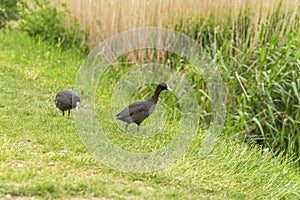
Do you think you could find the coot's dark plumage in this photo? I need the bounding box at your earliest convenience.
[116,82,172,131]
[55,89,80,118]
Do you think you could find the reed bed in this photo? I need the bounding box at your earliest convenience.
[52,0,299,47]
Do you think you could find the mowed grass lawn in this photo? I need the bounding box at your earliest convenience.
[1,30,300,199]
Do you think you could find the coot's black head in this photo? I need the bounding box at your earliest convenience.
[158,82,172,91]
[72,95,81,109]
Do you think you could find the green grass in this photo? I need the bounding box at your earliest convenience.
[1,30,300,199]
[173,2,300,163]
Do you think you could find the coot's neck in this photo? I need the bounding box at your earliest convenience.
[152,86,164,104]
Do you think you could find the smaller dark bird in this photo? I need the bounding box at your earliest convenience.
[55,89,80,118]
[116,82,172,131]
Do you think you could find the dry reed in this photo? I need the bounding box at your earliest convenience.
[51,0,299,48]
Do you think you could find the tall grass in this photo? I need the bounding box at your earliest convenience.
[176,2,300,164]
[52,0,299,47]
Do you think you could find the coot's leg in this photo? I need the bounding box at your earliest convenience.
[136,122,141,132]
[62,111,65,116]
[125,123,129,131]
[68,110,70,118]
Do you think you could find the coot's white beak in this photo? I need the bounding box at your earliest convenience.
[75,102,80,111]
[167,84,172,92]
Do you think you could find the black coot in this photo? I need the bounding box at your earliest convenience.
[55,89,80,118]
[116,82,172,131]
